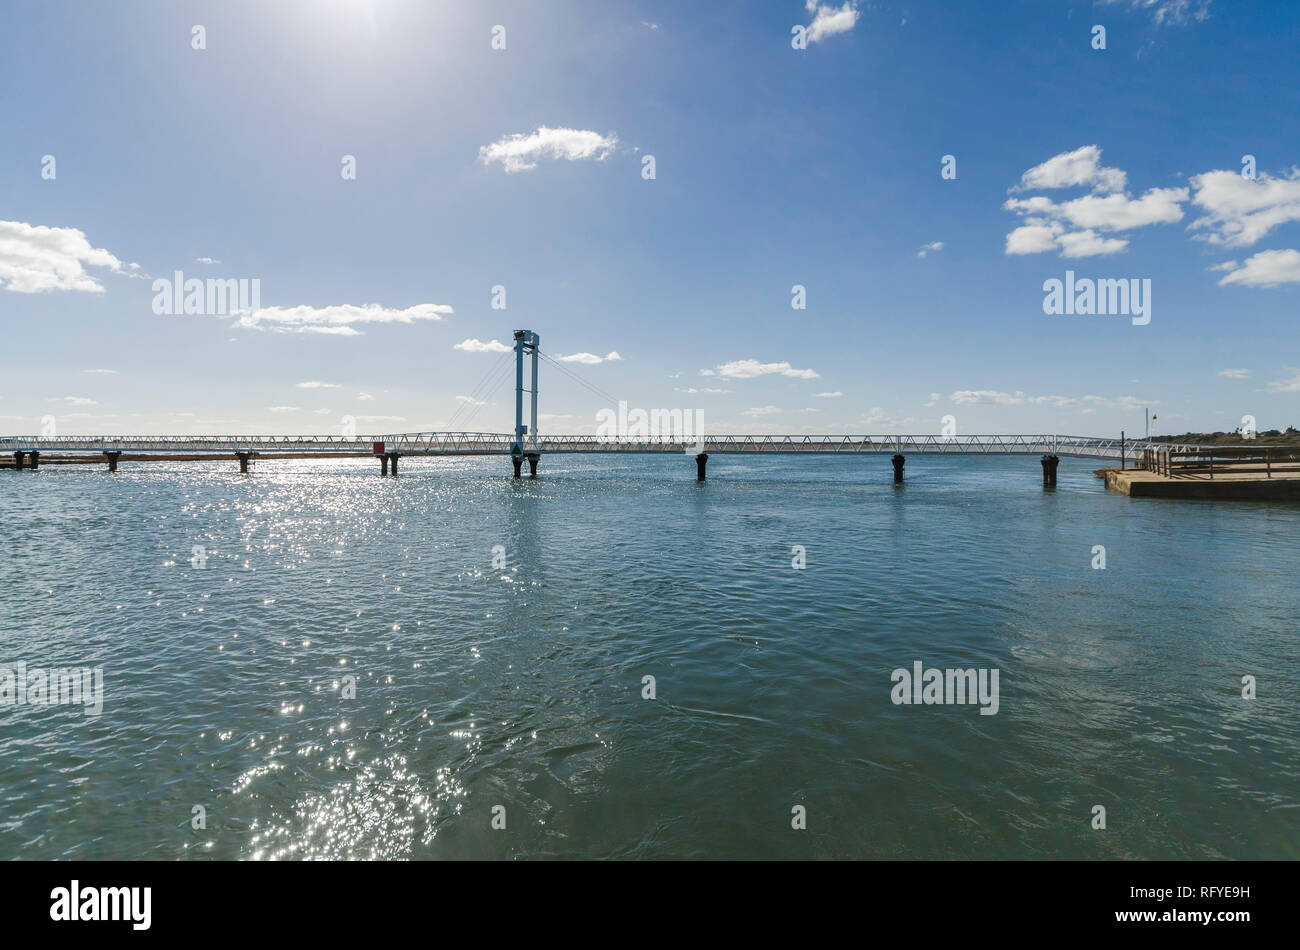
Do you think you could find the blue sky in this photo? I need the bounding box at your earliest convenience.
[2,0,1298,437]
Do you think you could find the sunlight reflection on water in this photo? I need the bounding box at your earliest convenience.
[1,454,1298,859]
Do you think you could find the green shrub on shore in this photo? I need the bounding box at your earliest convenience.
[1149,427,1300,445]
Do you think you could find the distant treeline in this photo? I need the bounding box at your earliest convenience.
[1148,427,1300,445]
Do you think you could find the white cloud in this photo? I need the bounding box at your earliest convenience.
[814,391,843,398]
[1100,0,1212,26]
[82,368,118,375]
[1055,229,1130,258]
[195,257,220,264]
[268,405,300,413]
[479,126,619,173]
[805,2,860,44]
[1013,145,1127,194]
[1266,369,1300,393]
[555,351,622,364]
[946,389,1149,413]
[0,220,129,293]
[1070,394,1144,411]
[945,390,1152,412]
[455,396,486,406]
[1002,191,1186,250]
[51,396,97,406]
[951,390,1026,406]
[455,338,511,353]
[235,303,451,335]
[1087,395,1148,411]
[917,241,944,258]
[1003,147,1186,258]
[713,359,820,380]
[743,405,782,417]
[640,20,659,31]
[357,392,374,401]
[1217,368,1250,379]
[858,407,916,429]
[1052,189,1187,231]
[1189,168,1300,248]
[1030,395,1083,407]
[296,381,342,389]
[674,387,732,394]
[1005,222,1063,255]
[1216,249,1300,287]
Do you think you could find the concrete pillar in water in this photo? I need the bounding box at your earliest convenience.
[28,451,39,470]
[380,454,389,476]
[1041,453,1059,487]
[236,451,251,474]
[695,453,708,480]
[512,456,523,478]
[13,451,25,471]
[104,451,121,473]
[892,453,905,483]
[388,452,399,475]
[525,452,539,477]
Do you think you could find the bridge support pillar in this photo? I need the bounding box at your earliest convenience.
[524,452,539,477]
[892,453,905,483]
[1040,454,1059,487]
[104,451,121,473]
[380,454,389,475]
[12,451,25,471]
[236,451,252,474]
[388,452,399,475]
[512,455,523,478]
[695,453,708,480]
[28,451,39,470]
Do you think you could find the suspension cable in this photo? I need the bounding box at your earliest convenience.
[445,350,511,430]
[538,351,620,407]
[457,358,516,430]
[448,345,625,435]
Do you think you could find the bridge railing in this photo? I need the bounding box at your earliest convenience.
[0,431,1237,461]
[0,435,388,453]
[378,433,1210,459]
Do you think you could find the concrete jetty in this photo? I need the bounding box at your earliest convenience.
[1098,464,1300,500]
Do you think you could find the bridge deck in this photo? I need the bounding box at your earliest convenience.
[0,433,1212,461]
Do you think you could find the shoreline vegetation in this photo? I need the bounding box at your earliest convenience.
[1149,428,1300,446]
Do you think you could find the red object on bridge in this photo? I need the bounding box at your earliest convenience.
[373,442,385,455]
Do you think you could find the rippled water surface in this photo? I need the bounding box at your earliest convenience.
[1,454,1297,859]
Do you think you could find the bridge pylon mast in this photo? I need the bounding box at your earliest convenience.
[513,330,540,452]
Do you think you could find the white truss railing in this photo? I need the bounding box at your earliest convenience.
[379,432,1210,460]
[0,432,1215,461]
[0,434,387,453]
